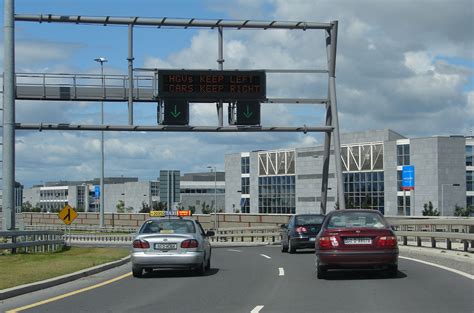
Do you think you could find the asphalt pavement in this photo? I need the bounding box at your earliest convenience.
[1,245,473,313]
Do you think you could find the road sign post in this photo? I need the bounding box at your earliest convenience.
[58,205,78,246]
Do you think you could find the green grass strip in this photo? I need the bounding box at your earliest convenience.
[0,247,129,290]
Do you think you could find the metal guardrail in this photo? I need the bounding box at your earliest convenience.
[24,224,137,233]
[0,230,65,253]
[18,218,474,252]
[392,219,474,252]
[212,226,281,243]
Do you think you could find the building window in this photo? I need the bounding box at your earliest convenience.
[397,196,411,216]
[397,170,403,191]
[344,171,384,213]
[467,171,473,192]
[258,151,295,176]
[258,175,295,214]
[397,144,410,166]
[241,177,250,195]
[467,196,474,208]
[467,146,473,166]
[241,157,250,174]
[240,198,250,213]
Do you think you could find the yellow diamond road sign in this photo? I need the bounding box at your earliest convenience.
[58,205,78,225]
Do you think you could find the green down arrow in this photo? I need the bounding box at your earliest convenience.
[170,105,181,118]
[243,105,253,118]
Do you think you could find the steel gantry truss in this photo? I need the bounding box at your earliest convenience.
[2,2,345,230]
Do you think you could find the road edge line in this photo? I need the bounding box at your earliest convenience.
[399,256,473,280]
[0,256,130,301]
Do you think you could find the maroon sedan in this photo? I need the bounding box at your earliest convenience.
[315,209,398,279]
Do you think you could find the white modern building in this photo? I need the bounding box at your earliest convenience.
[225,129,473,216]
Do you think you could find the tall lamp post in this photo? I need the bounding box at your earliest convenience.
[94,57,107,228]
[207,166,218,230]
[441,183,460,216]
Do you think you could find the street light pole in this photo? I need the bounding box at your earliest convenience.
[441,183,460,216]
[94,57,107,228]
[207,166,218,230]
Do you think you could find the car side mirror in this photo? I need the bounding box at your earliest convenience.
[206,230,215,237]
[390,225,396,231]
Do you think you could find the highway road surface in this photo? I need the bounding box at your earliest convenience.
[1,246,473,313]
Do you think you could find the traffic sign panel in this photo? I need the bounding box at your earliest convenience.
[161,99,189,125]
[158,70,266,101]
[58,205,78,225]
[236,100,261,125]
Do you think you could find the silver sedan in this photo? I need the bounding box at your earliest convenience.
[131,217,214,277]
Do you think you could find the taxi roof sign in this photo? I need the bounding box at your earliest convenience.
[58,205,78,225]
[149,210,192,217]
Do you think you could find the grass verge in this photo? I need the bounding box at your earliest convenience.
[0,247,129,290]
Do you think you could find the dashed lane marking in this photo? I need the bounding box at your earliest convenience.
[251,305,265,313]
[260,254,271,259]
[279,267,285,276]
[227,249,242,252]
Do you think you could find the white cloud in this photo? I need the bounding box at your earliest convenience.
[3,0,472,187]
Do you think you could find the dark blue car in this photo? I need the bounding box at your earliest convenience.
[281,214,325,253]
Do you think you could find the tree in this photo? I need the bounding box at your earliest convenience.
[454,205,474,217]
[139,201,151,213]
[422,201,440,216]
[187,206,196,215]
[152,201,166,211]
[201,201,212,214]
[116,200,125,213]
[21,201,32,212]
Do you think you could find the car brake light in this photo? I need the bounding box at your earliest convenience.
[296,226,308,234]
[181,239,199,249]
[133,239,150,249]
[318,236,339,248]
[377,236,398,248]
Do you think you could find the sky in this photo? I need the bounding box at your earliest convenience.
[0,0,473,187]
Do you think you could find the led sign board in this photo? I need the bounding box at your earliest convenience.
[158,70,266,100]
[236,100,261,125]
[162,99,189,125]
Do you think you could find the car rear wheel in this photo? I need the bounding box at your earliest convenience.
[132,265,143,278]
[281,240,288,253]
[195,256,207,276]
[316,263,327,279]
[288,238,296,254]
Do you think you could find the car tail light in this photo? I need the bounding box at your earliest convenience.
[377,236,398,248]
[318,236,339,248]
[296,226,308,234]
[181,239,199,249]
[133,239,150,249]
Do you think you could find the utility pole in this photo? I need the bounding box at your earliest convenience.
[94,57,107,228]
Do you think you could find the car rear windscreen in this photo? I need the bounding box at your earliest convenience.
[141,220,196,234]
[327,212,386,229]
[296,215,324,225]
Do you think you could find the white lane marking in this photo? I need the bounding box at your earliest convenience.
[260,254,271,259]
[279,267,285,276]
[227,249,242,252]
[251,305,264,313]
[399,256,474,280]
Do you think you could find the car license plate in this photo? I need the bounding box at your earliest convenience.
[309,237,316,242]
[344,238,372,245]
[155,243,177,250]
